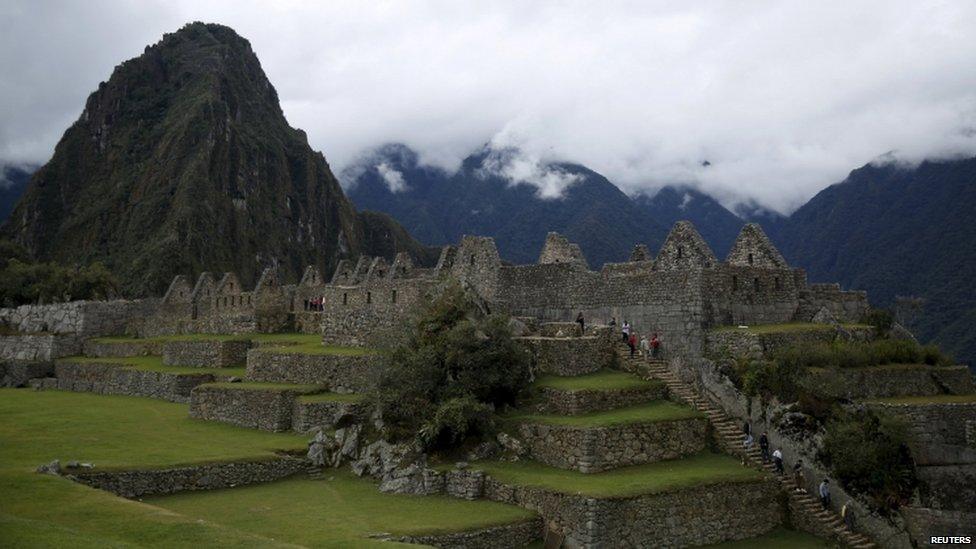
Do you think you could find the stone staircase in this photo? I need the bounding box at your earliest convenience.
[617,347,876,549]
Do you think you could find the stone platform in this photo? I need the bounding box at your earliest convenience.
[189,382,324,431]
[162,339,252,367]
[42,359,237,403]
[244,348,385,393]
[534,371,668,415]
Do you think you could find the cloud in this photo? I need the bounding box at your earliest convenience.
[2,1,976,213]
[375,162,407,193]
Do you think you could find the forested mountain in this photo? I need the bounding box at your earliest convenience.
[0,165,34,223]
[770,157,976,366]
[0,23,435,296]
[632,186,744,258]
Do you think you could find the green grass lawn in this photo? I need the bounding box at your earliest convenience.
[866,394,976,405]
[0,388,311,547]
[57,356,247,378]
[147,472,537,546]
[711,322,870,334]
[298,392,365,403]
[534,370,660,392]
[702,527,832,548]
[199,382,325,393]
[0,388,537,548]
[511,401,703,428]
[464,452,764,498]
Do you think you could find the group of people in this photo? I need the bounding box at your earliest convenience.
[746,424,854,530]
[572,313,663,359]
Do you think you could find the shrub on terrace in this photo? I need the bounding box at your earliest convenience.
[373,282,532,451]
[0,240,119,307]
[771,339,953,369]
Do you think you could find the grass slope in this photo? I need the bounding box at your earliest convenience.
[468,452,764,498]
[148,473,536,546]
[511,401,703,428]
[534,370,660,392]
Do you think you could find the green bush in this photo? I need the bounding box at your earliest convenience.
[733,357,806,405]
[0,241,119,307]
[860,308,894,336]
[374,282,532,451]
[770,339,953,369]
[820,411,917,513]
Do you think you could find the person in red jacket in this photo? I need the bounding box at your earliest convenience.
[650,333,661,358]
[628,332,638,359]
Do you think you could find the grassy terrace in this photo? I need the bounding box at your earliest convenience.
[298,392,365,403]
[703,528,832,548]
[807,363,955,373]
[0,389,537,547]
[534,370,661,392]
[711,322,871,334]
[510,401,703,428]
[458,452,764,498]
[90,332,381,357]
[57,355,247,378]
[198,381,325,393]
[147,473,536,546]
[866,394,976,405]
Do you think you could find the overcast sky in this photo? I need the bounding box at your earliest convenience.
[2,1,975,213]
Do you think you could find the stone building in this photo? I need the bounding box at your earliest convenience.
[145,221,868,355]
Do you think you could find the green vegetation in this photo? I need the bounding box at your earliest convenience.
[254,341,379,356]
[820,411,917,513]
[148,472,536,546]
[534,370,660,392]
[0,240,118,307]
[298,392,365,403]
[198,382,324,393]
[866,394,976,405]
[375,283,532,450]
[773,339,953,369]
[703,528,832,548]
[0,388,531,547]
[56,356,246,378]
[466,452,764,498]
[511,401,703,428]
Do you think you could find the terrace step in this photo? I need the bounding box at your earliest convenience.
[617,344,877,549]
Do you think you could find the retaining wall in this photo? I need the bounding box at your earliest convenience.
[291,398,368,432]
[518,336,614,377]
[83,340,164,358]
[52,361,219,403]
[68,456,305,498]
[804,365,976,400]
[190,385,309,431]
[245,350,385,393]
[162,339,251,367]
[539,383,668,415]
[0,334,81,361]
[392,517,542,549]
[0,361,55,387]
[517,418,708,473]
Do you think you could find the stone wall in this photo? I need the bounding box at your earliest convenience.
[68,456,305,498]
[0,334,81,361]
[245,350,386,393]
[53,361,219,403]
[704,325,875,358]
[83,340,163,358]
[796,283,870,324]
[190,384,308,431]
[0,299,156,337]
[392,517,542,549]
[518,335,614,377]
[291,398,368,432]
[162,339,251,367]
[865,401,976,465]
[804,365,976,400]
[0,361,55,387]
[539,383,668,415]
[319,277,431,347]
[915,465,976,512]
[517,418,707,473]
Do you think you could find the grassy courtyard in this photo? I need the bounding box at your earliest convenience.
[533,369,661,392]
[0,389,538,547]
[464,452,764,498]
[511,400,704,428]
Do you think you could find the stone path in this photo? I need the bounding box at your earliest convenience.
[617,347,876,549]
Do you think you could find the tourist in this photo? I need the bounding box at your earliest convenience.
[759,432,770,462]
[742,420,751,436]
[772,448,784,474]
[793,460,806,493]
[609,317,617,329]
[628,332,638,358]
[650,333,660,358]
[622,320,631,342]
[842,503,855,530]
[576,311,585,334]
[743,432,754,451]
[819,479,831,509]
[639,334,649,356]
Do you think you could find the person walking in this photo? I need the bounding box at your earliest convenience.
[575,312,585,335]
[609,317,617,329]
[628,332,638,359]
[639,334,650,357]
[819,479,831,509]
[742,421,751,436]
[650,333,660,358]
[842,503,855,531]
[759,432,770,463]
[793,460,806,493]
[622,321,631,343]
[772,449,784,475]
[743,432,754,451]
